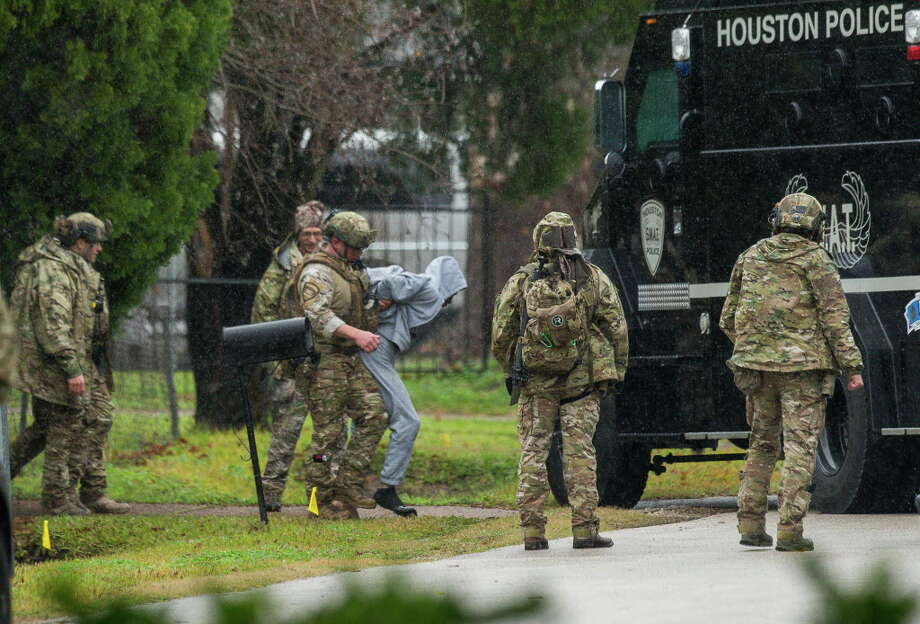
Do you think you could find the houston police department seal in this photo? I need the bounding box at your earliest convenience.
[640,199,665,277]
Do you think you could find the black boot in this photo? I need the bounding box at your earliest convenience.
[524,537,549,551]
[373,486,418,517]
[572,525,614,549]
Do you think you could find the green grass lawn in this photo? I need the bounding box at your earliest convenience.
[9,365,764,507]
[9,367,776,621]
[14,506,686,621]
[10,409,756,509]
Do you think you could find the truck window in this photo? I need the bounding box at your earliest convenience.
[766,52,822,93]
[636,68,679,152]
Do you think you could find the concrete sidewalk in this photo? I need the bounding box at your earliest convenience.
[152,511,920,623]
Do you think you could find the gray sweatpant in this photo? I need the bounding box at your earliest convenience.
[359,336,420,486]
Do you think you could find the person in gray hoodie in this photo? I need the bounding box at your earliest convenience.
[362,256,467,516]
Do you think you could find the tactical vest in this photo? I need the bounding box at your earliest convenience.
[294,251,378,354]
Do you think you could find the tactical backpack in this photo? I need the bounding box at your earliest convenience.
[519,268,588,375]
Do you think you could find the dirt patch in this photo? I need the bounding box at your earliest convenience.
[638,506,727,522]
[13,498,727,525]
[12,498,517,520]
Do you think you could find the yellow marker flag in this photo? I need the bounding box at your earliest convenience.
[42,520,52,550]
[308,487,319,515]
[442,433,451,448]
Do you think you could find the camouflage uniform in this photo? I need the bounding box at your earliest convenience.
[295,213,387,513]
[492,212,628,543]
[0,289,15,405]
[9,233,97,512]
[252,202,345,507]
[720,194,863,540]
[252,233,308,503]
[68,278,127,512]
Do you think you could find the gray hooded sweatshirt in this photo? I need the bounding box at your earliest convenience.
[360,256,467,486]
[367,256,468,352]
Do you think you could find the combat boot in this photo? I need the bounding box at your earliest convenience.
[262,485,282,512]
[319,499,359,520]
[775,529,814,552]
[572,525,614,549]
[738,520,773,547]
[43,501,90,516]
[336,485,376,509]
[82,495,130,514]
[522,526,548,551]
[373,486,417,518]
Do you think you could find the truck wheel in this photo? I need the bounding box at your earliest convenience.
[547,400,650,508]
[812,378,920,513]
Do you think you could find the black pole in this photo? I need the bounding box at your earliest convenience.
[238,367,268,524]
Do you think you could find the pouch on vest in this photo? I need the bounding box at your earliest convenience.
[520,274,585,375]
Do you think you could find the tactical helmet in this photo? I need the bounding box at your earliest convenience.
[324,211,376,249]
[532,211,579,254]
[770,193,824,234]
[54,212,111,245]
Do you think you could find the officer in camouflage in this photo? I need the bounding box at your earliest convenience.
[9,213,116,515]
[492,211,628,550]
[295,210,388,519]
[66,262,130,514]
[720,193,864,552]
[251,201,327,511]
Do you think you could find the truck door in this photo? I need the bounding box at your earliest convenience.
[615,17,716,435]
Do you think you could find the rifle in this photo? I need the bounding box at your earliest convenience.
[508,337,527,406]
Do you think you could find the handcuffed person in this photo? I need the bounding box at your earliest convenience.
[362,256,467,517]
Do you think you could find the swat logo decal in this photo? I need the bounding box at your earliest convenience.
[551,315,564,327]
[906,293,920,335]
[640,199,665,277]
[785,171,871,269]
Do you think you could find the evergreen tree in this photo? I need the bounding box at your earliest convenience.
[0,0,231,320]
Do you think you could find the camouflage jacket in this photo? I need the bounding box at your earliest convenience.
[0,289,15,404]
[491,261,628,397]
[10,235,96,407]
[251,235,303,325]
[252,236,303,378]
[719,233,863,374]
[295,244,375,355]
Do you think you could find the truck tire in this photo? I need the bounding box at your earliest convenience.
[547,399,650,508]
[812,378,920,513]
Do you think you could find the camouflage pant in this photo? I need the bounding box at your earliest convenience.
[69,376,114,501]
[9,396,84,509]
[297,352,387,503]
[10,377,113,507]
[261,378,306,500]
[517,390,600,534]
[737,370,827,533]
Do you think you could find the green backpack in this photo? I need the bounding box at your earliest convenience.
[519,268,588,375]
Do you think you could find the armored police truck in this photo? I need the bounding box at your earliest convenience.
[549,0,920,512]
